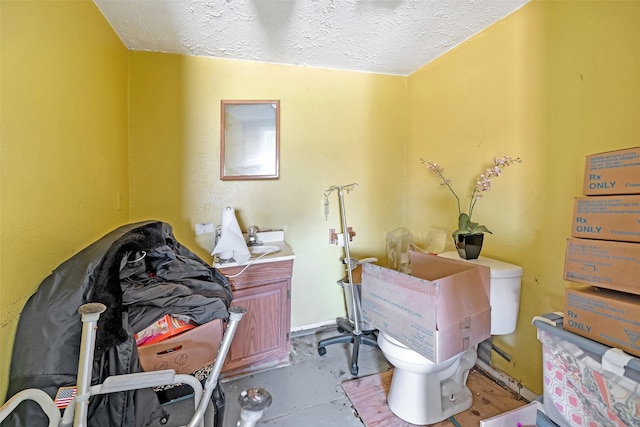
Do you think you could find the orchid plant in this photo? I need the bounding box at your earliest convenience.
[421,156,522,239]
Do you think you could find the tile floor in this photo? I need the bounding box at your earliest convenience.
[220,324,391,427]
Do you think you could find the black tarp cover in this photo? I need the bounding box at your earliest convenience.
[3,221,232,426]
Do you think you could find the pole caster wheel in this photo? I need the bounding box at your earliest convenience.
[318,346,326,356]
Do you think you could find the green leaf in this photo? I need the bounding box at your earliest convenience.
[457,213,471,230]
[452,212,492,238]
[470,225,492,234]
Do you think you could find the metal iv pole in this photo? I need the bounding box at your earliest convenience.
[317,183,378,376]
[332,183,362,336]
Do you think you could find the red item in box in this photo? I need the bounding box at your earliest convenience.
[135,314,196,346]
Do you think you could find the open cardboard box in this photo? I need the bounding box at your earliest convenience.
[480,401,541,427]
[362,251,491,363]
[137,318,223,374]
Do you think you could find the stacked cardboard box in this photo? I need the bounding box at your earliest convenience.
[563,146,640,357]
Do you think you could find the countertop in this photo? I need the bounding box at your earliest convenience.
[213,240,295,269]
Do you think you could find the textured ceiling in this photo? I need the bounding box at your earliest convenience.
[94,0,529,76]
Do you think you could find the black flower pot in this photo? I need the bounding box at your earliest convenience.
[454,233,484,260]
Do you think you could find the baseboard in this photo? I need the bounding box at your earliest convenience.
[476,359,539,403]
[290,319,338,336]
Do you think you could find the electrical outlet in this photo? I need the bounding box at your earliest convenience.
[195,222,215,235]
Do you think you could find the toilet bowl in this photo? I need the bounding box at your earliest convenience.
[377,332,477,425]
[377,253,523,424]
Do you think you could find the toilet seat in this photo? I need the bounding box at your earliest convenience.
[377,333,435,364]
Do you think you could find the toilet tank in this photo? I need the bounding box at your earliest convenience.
[439,252,523,335]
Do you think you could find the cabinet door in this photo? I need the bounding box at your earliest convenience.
[222,279,290,374]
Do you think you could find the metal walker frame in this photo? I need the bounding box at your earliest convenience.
[0,304,271,427]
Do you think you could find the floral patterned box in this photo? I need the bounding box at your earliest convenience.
[533,313,640,427]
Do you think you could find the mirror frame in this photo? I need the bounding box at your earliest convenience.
[220,100,280,180]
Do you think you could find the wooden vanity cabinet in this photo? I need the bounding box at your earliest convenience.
[218,259,293,376]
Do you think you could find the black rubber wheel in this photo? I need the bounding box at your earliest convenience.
[337,327,345,333]
[318,347,326,356]
[350,366,359,376]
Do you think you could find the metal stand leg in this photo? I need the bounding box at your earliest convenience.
[318,318,378,376]
[237,388,272,427]
[319,184,380,377]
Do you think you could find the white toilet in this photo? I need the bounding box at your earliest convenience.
[377,252,523,425]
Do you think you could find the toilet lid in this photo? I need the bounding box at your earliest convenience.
[438,251,523,279]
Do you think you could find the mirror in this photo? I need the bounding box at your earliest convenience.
[220,100,280,180]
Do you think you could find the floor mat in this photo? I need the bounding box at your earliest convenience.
[342,368,528,426]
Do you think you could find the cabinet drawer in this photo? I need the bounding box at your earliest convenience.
[219,259,293,290]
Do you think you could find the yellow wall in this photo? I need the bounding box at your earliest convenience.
[406,0,640,393]
[127,52,408,331]
[3,0,640,402]
[0,0,129,396]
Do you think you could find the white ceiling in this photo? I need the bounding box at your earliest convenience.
[94,0,529,76]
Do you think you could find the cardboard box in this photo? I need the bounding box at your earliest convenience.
[564,286,640,357]
[361,251,491,363]
[138,318,223,374]
[480,401,541,427]
[564,237,640,295]
[583,146,640,195]
[571,195,640,242]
